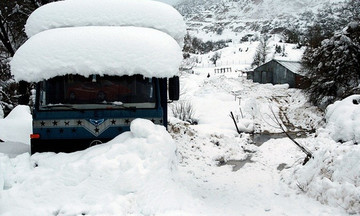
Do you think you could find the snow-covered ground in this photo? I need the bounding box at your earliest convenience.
[1,70,358,215]
[186,35,305,70]
[1,0,359,214]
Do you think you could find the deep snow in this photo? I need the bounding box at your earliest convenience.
[0,71,357,215]
[324,95,360,144]
[25,0,186,45]
[12,0,186,82]
[1,1,359,212]
[2,31,360,215]
[11,26,183,82]
[0,105,32,145]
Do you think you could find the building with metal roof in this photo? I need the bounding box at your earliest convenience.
[248,59,309,88]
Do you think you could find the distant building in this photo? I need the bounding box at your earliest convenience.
[248,59,309,88]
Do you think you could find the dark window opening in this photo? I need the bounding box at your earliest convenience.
[39,74,156,110]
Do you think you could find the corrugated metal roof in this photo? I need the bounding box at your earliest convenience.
[275,60,304,75]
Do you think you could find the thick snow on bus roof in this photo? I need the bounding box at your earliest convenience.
[25,0,186,46]
[11,26,182,82]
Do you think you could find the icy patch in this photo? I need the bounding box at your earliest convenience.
[25,0,186,46]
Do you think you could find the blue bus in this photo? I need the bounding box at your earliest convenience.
[11,0,184,154]
[30,74,179,153]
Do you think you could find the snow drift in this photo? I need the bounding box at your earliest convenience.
[284,137,360,214]
[283,95,360,214]
[325,95,360,144]
[11,26,183,82]
[0,119,203,215]
[0,105,32,144]
[25,0,186,46]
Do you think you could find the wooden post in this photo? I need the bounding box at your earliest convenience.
[230,112,241,134]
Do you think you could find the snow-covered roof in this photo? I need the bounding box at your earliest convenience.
[275,60,304,75]
[11,26,182,82]
[25,0,186,46]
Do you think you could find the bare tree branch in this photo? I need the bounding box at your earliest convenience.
[0,16,15,56]
[269,106,313,165]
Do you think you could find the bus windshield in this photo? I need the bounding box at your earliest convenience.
[38,74,156,110]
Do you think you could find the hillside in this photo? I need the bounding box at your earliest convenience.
[175,0,348,41]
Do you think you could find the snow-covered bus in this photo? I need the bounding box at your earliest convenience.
[11,0,186,153]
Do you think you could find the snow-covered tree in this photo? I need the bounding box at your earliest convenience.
[0,0,56,114]
[210,52,221,66]
[251,36,269,68]
[303,2,357,49]
[343,0,360,22]
[282,28,300,44]
[302,22,360,109]
[182,32,228,55]
[275,44,282,54]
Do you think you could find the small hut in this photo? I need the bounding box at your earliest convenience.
[248,60,308,88]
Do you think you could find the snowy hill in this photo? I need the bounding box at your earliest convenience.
[175,0,348,41]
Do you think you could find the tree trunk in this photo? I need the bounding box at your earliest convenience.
[0,16,15,56]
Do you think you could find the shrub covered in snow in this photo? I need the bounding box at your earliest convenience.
[171,100,197,124]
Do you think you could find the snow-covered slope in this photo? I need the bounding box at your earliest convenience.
[177,0,343,20]
[176,0,348,41]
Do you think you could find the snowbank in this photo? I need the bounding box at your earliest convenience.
[0,105,32,144]
[282,96,360,214]
[25,0,186,46]
[325,95,360,144]
[283,137,360,214]
[0,119,204,215]
[11,26,182,82]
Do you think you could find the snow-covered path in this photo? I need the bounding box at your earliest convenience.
[176,136,345,215]
[171,71,347,215]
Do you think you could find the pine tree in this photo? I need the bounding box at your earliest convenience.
[251,36,269,68]
[302,22,360,108]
